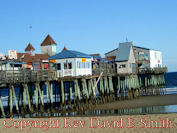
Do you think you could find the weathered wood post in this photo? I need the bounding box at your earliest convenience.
[9,85,13,117]
[23,84,32,113]
[103,77,109,103]
[34,82,39,115]
[117,76,121,100]
[81,78,89,110]
[68,81,73,110]
[100,77,104,104]
[61,80,65,111]
[38,83,44,112]
[11,85,19,115]
[74,79,81,112]
[0,96,5,118]
[93,78,99,104]
[108,76,114,102]
[50,82,54,113]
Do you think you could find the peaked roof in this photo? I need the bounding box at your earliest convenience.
[115,42,133,62]
[25,43,35,51]
[62,46,67,51]
[49,50,92,59]
[41,34,57,46]
[17,53,49,62]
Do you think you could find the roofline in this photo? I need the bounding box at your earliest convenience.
[105,48,118,55]
[116,60,128,62]
[149,49,161,52]
[49,57,92,60]
[105,45,160,55]
[133,46,150,50]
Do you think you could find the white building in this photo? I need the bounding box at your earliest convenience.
[41,34,57,56]
[49,49,92,77]
[105,43,163,69]
[149,50,162,68]
[0,61,23,71]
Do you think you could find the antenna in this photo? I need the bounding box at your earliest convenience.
[126,37,128,42]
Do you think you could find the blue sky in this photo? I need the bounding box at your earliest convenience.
[0,0,177,72]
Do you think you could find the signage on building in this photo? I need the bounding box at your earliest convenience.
[50,59,56,63]
[0,53,6,60]
[8,50,17,59]
[82,58,86,62]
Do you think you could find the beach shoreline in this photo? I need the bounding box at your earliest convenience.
[94,94,177,110]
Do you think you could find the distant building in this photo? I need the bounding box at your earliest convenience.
[25,43,35,55]
[105,42,162,69]
[115,42,136,74]
[49,48,92,77]
[133,46,162,69]
[133,46,150,68]
[105,48,118,58]
[16,43,49,70]
[41,34,57,56]
[0,53,6,60]
[149,49,162,68]
[0,61,23,71]
[90,54,101,62]
[104,56,116,63]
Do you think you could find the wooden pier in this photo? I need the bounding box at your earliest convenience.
[0,64,167,118]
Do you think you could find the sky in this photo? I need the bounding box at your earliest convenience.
[0,0,177,72]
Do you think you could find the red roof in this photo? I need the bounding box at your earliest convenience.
[17,53,49,63]
[62,46,67,51]
[104,56,116,61]
[25,43,35,51]
[40,34,57,46]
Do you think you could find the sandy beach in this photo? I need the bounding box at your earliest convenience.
[0,94,176,133]
[0,113,176,133]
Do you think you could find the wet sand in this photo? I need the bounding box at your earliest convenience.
[94,94,177,110]
[0,113,177,133]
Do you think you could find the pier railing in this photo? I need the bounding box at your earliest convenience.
[0,65,168,84]
[92,62,117,76]
[0,70,56,84]
[139,67,168,74]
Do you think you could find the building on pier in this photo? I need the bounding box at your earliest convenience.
[41,34,57,56]
[105,41,162,70]
[6,34,57,70]
[0,60,25,70]
[49,48,92,77]
[16,42,49,70]
[25,43,35,55]
[0,53,6,60]
[90,54,102,62]
[115,42,137,74]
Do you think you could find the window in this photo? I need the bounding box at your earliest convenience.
[77,62,79,68]
[119,64,126,68]
[68,63,72,69]
[130,63,136,68]
[52,45,57,52]
[64,62,72,69]
[82,62,85,68]
[87,62,90,68]
[77,61,82,69]
[64,63,67,69]
[57,63,61,70]
[85,62,88,68]
[14,64,22,68]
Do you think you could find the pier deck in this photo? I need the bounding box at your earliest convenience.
[0,66,167,118]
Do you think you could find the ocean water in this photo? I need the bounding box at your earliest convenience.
[0,72,177,116]
[165,72,177,94]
